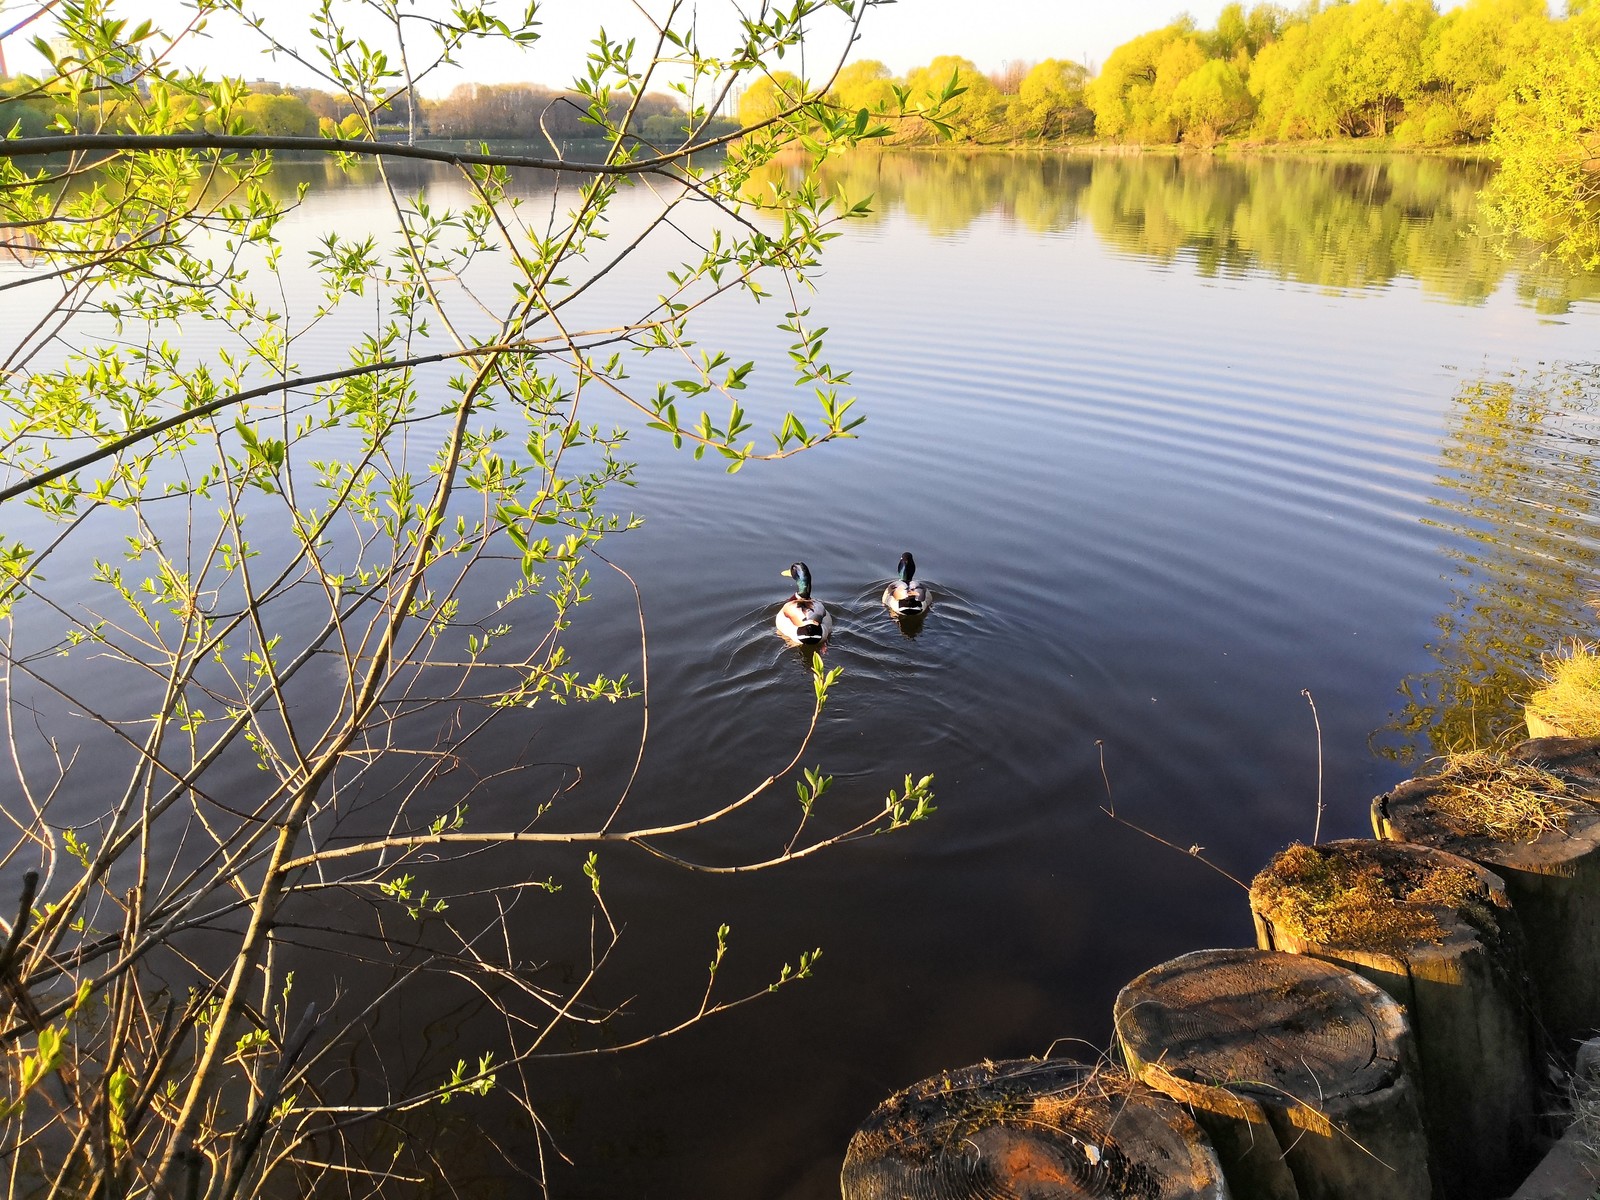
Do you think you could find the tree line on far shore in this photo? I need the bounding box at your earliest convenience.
[739,0,1599,266]
[2,0,1588,154]
[0,76,729,144]
[736,0,1594,153]
[1,0,1592,264]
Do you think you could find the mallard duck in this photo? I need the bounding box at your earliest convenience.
[882,552,930,617]
[776,562,832,646]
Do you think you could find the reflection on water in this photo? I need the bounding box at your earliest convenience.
[754,151,1600,312]
[1382,366,1600,761]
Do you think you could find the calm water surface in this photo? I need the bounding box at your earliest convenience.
[10,151,1600,1197]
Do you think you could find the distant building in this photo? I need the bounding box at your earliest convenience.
[47,34,142,88]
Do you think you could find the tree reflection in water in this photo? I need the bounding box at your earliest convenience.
[746,151,1600,312]
[1381,366,1600,762]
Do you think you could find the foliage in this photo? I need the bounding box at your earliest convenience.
[238,91,318,136]
[1082,0,1584,154]
[1171,58,1253,148]
[1011,59,1092,140]
[1483,24,1600,270]
[831,58,897,115]
[0,0,938,1193]
[900,56,1001,143]
[737,69,807,127]
[1420,0,1554,141]
[1085,23,1198,144]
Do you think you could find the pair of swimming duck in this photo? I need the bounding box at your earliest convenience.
[775,553,930,646]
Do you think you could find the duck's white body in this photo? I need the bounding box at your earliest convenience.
[882,552,930,617]
[776,563,832,646]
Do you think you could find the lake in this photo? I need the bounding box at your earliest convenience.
[6,148,1600,1197]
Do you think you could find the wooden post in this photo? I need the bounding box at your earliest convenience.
[1114,948,1431,1200]
[840,1056,1230,1200]
[1373,736,1600,1054]
[1249,838,1540,1200]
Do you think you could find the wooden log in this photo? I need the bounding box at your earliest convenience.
[1249,838,1540,1200]
[1373,736,1600,1053]
[840,1056,1229,1200]
[1114,948,1431,1200]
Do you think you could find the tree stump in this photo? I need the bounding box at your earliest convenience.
[1249,838,1540,1200]
[1114,948,1431,1200]
[1373,736,1600,1053]
[840,1056,1229,1200]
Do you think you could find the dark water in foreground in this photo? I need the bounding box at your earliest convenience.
[9,151,1600,1197]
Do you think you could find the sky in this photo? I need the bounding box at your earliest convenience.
[0,0,1509,95]
[0,0,1350,93]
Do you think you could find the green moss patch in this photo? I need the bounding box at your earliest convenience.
[1253,843,1500,952]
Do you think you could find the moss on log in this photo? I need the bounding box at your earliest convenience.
[840,1056,1229,1200]
[1373,736,1600,1053]
[1114,948,1431,1200]
[1250,839,1539,1200]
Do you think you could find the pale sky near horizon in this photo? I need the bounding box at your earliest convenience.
[0,0,1496,96]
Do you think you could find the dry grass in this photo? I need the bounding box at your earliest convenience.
[1427,750,1577,842]
[1568,1062,1600,1188]
[1528,643,1600,738]
[1252,843,1500,951]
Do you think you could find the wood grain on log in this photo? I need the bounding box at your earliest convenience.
[1250,839,1539,1200]
[841,1056,1229,1200]
[1115,948,1431,1200]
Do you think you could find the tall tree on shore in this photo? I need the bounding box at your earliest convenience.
[1011,58,1092,139]
[1085,22,1199,143]
[1483,21,1600,268]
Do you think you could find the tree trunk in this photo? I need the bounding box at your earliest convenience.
[1114,948,1431,1200]
[841,1056,1229,1200]
[1249,838,1541,1200]
[1373,736,1600,1055]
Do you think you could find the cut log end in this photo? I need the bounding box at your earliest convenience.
[1115,948,1408,1105]
[1372,738,1600,871]
[1115,949,1431,1200]
[841,1057,1227,1200]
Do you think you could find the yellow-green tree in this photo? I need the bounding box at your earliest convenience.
[832,59,897,114]
[1205,1,1286,60]
[1341,0,1435,135]
[1484,27,1600,269]
[1248,21,1315,137]
[1418,0,1553,142]
[240,92,318,137]
[1172,59,1254,147]
[1010,58,1091,139]
[901,56,1002,142]
[1250,0,1434,138]
[738,70,806,126]
[1086,23,1198,142]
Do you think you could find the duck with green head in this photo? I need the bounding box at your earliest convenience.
[882,552,930,618]
[776,562,832,646]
